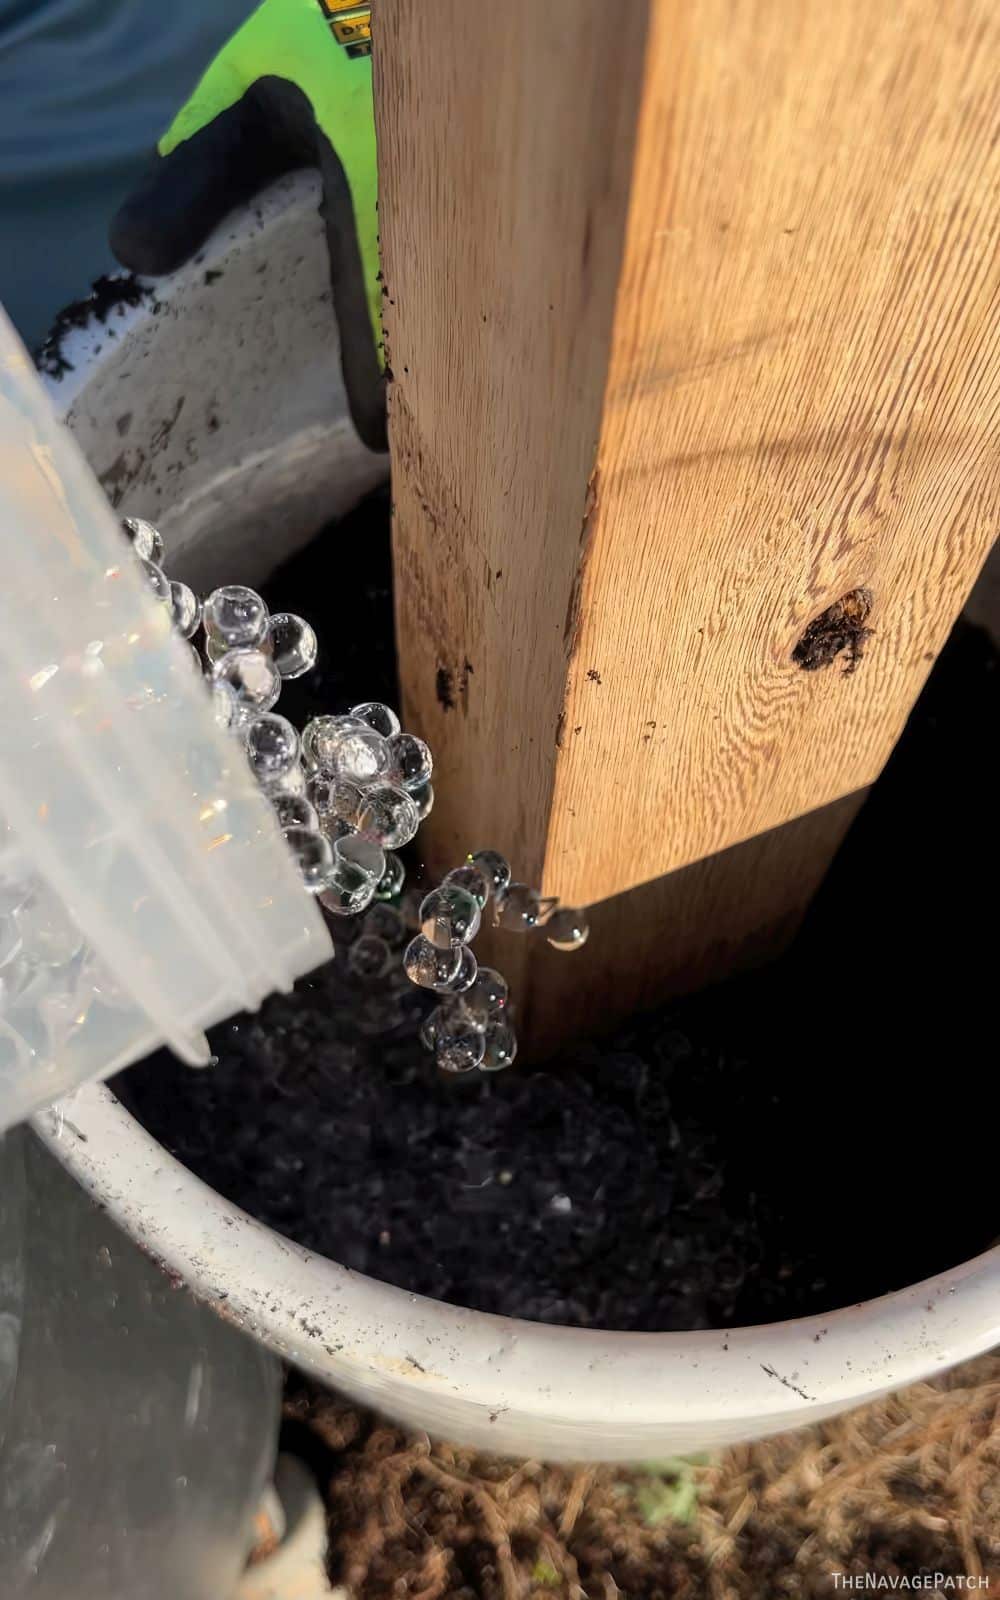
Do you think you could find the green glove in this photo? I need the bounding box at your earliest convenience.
[111,0,385,451]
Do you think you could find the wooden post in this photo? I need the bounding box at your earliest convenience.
[374,0,1000,1048]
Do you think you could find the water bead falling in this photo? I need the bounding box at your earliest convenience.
[437,944,478,995]
[351,701,400,739]
[325,726,390,787]
[545,905,590,951]
[494,881,543,932]
[469,850,512,899]
[308,775,363,839]
[169,580,201,639]
[460,965,508,1027]
[203,584,269,649]
[318,858,377,917]
[271,791,319,831]
[268,613,318,679]
[347,933,393,981]
[480,1023,518,1072]
[122,516,164,564]
[334,832,386,885]
[301,715,366,773]
[444,863,490,909]
[356,785,420,850]
[245,713,300,785]
[409,780,434,822]
[210,678,238,730]
[374,851,406,901]
[140,558,171,605]
[437,1024,486,1075]
[280,827,333,893]
[419,885,481,949]
[212,649,282,715]
[403,935,462,991]
[363,901,407,948]
[386,732,433,792]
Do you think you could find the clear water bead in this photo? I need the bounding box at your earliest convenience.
[318,856,376,917]
[351,701,400,739]
[545,905,590,951]
[356,785,420,850]
[386,732,433,792]
[438,944,478,995]
[420,1006,446,1052]
[271,791,318,831]
[348,933,392,981]
[374,850,406,901]
[245,713,300,784]
[203,585,268,649]
[334,833,385,883]
[419,885,481,949]
[403,935,462,991]
[281,826,333,893]
[141,558,171,605]
[209,678,238,730]
[203,632,230,666]
[460,966,508,1027]
[437,1027,486,1075]
[469,850,511,899]
[269,612,318,679]
[169,580,201,638]
[301,716,386,784]
[409,780,434,821]
[213,649,281,714]
[329,728,390,786]
[444,863,490,909]
[266,760,305,797]
[308,775,363,837]
[495,882,542,932]
[479,1023,518,1072]
[300,715,363,771]
[122,516,164,564]
[363,901,407,947]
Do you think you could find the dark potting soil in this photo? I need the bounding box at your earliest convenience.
[34,271,155,379]
[119,489,999,1332]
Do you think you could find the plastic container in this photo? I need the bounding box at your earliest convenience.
[0,306,331,1131]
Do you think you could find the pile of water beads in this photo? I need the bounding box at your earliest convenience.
[125,516,589,1074]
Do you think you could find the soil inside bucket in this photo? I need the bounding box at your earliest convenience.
[119,489,999,1332]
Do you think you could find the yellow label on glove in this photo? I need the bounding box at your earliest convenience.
[319,1,372,55]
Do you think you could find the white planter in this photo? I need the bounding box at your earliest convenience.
[36,174,1000,1463]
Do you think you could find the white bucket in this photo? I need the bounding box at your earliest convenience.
[35,174,1000,1463]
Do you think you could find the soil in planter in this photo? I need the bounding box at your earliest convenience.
[119,488,999,1332]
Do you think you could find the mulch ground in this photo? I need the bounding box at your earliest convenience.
[284,1353,1000,1599]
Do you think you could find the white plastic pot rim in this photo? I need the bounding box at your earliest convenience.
[34,1084,1000,1462]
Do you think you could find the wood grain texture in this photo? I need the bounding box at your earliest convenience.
[376,1,999,1054]
[376,0,1000,916]
[547,0,1000,904]
[373,0,651,894]
[480,791,864,1062]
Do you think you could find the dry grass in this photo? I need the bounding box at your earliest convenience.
[286,1353,1000,1599]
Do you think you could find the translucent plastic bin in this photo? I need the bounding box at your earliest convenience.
[0,307,331,1131]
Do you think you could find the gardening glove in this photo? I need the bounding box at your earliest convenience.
[110,0,385,452]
